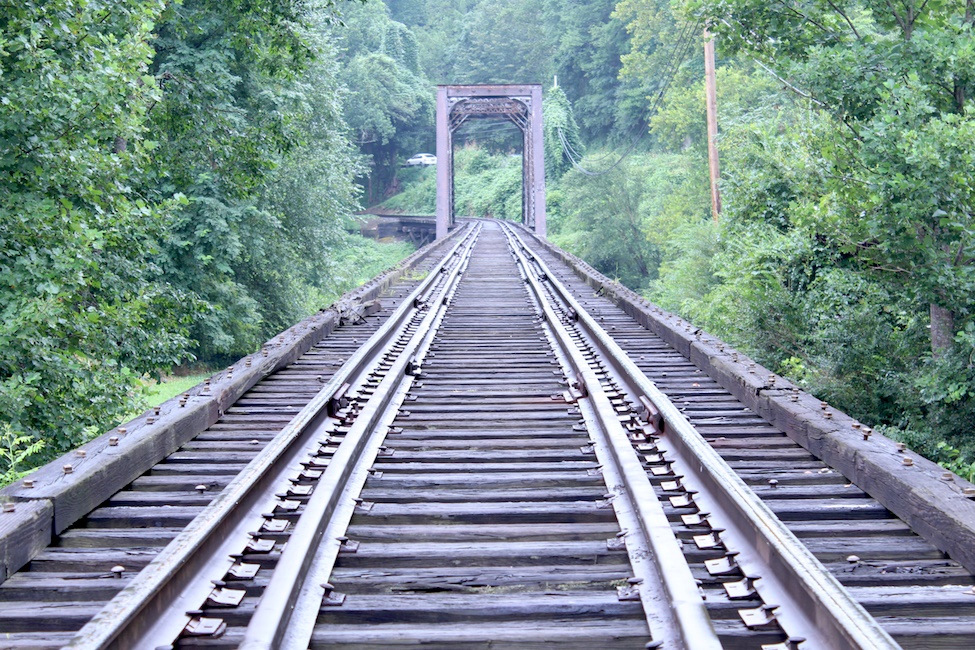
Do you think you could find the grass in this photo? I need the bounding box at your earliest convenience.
[145,372,213,408]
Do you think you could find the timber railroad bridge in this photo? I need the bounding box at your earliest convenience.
[2,220,975,649]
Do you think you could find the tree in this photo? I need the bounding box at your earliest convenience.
[0,0,192,461]
[543,86,584,180]
[146,0,364,360]
[336,2,434,204]
[693,0,975,355]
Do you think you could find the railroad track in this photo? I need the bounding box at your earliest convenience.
[1,220,974,649]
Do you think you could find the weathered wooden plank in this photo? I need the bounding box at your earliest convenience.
[333,540,629,568]
[55,528,181,548]
[81,506,202,528]
[879,616,975,649]
[315,591,644,624]
[0,500,53,584]
[0,601,103,632]
[0,632,75,649]
[360,501,617,525]
[301,618,781,650]
[362,487,605,504]
[0,573,129,602]
[347,522,620,542]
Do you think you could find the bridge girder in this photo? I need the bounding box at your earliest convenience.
[435,84,546,239]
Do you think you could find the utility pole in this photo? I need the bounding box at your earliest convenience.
[704,28,721,221]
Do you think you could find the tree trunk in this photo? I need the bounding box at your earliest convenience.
[930,303,955,356]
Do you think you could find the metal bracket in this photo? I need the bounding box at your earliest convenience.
[354,499,375,512]
[287,484,314,497]
[660,479,682,492]
[327,383,350,418]
[245,537,275,554]
[617,584,641,601]
[705,553,740,576]
[227,562,261,580]
[681,512,711,527]
[668,493,697,509]
[274,499,301,513]
[260,518,290,534]
[183,615,226,638]
[724,576,760,600]
[739,604,780,629]
[693,531,725,550]
[639,395,663,431]
[338,537,360,554]
[206,586,246,608]
[321,583,347,607]
[406,356,422,376]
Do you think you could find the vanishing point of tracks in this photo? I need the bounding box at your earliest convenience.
[1,220,975,649]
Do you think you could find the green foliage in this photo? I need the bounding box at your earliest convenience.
[552,152,709,292]
[0,0,192,461]
[544,0,644,142]
[145,1,366,361]
[543,86,583,180]
[380,148,523,220]
[381,166,437,213]
[0,0,381,477]
[338,1,434,204]
[695,0,975,329]
[0,423,45,487]
[933,442,975,483]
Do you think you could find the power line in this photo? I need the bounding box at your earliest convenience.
[558,17,702,177]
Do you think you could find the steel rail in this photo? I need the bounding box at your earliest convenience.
[64,223,477,650]
[240,223,481,649]
[505,224,901,650]
[501,224,722,650]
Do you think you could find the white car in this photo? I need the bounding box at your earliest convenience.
[405,153,437,166]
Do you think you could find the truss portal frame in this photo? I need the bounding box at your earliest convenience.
[436,84,546,239]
